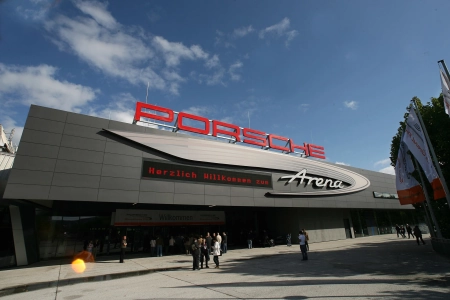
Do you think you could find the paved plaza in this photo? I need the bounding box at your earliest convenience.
[0,234,449,299]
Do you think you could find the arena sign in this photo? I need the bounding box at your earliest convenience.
[133,102,325,159]
[103,128,371,197]
[281,169,345,189]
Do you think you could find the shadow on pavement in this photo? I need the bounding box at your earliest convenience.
[170,238,450,299]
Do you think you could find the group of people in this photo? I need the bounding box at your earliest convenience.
[396,224,426,245]
[190,232,225,270]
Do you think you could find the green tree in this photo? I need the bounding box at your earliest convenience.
[390,96,450,238]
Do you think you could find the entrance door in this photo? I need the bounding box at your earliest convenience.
[343,219,352,239]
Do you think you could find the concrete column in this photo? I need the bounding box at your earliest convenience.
[9,205,28,266]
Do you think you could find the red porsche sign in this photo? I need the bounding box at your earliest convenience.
[133,102,325,159]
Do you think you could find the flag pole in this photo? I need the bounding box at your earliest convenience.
[411,100,450,209]
[412,156,443,238]
[438,60,450,80]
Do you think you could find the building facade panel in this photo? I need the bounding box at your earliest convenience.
[54,160,103,176]
[205,195,231,206]
[52,173,101,189]
[11,156,56,172]
[24,117,65,134]
[17,142,60,159]
[4,184,50,200]
[29,105,68,122]
[20,129,62,146]
[63,123,106,141]
[99,177,140,191]
[97,189,138,203]
[138,191,174,204]
[57,147,104,164]
[60,135,106,152]
[66,112,110,129]
[139,180,175,193]
[7,169,54,186]
[48,186,98,201]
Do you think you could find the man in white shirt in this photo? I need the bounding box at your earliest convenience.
[299,231,308,261]
[216,232,222,245]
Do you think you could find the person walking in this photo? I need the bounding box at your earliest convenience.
[205,232,212,255]
[216,232,222,251]
[299,230,308,261]
[191,237,200,270]
[395,224,400,238]
[212,238,220,268]
[247,230,253,249]
[302,229,309,251]
[200,239,210,269]
[169,236,175,254]
[119,236,127,263]
[286,233,292,247]
[222,232,228,254]
[400,226,406,238]
[413,225,426,245]
[184,236,191,255]
[92,239,99,260]
[156,236,163,257]
[406,224,414,239]
[150,237,156,256]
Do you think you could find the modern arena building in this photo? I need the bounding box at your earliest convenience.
[0,102,420,268]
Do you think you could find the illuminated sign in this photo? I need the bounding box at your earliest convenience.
[142,160,273,188]
[133,102,325,159]
[281,169,345,189]
[373,192,398,199]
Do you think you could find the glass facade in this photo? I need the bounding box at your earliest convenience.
[350,209,424,238]
[35,210,111,259]
[0,205,15,268]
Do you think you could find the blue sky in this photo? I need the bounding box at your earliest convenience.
[1,0,450,175]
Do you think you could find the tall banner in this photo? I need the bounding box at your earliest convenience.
[403,108,446,200]
[440,69,450,116]
[395,137,425,205]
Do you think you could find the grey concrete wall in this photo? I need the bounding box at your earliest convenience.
[4,105,411,211]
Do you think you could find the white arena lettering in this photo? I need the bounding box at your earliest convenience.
[280,169,344,189]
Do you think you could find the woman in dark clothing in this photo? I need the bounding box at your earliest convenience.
[413,226,426,245]
[200,239,210,268]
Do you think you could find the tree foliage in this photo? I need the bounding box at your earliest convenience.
[390,95,450,238]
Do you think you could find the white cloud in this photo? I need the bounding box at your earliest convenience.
[229,61,243,81]
[232,25,254,38]
[182,106,213,117]
[379,165,395,175]
[374,158,391,167]
[335,162,350,166]
[299,103,310,112]
[259,18,298,46]
[344,101,358,110]
[285,30,298,47]
[44,11,166,90]
[152,36,209,67]
[215,25,254,48]
[43,1,223,95]
[205,55,220,69]
[74,0,118,29]
[87,92,149,125]
[0,63,98,112]
[16,0,54,22]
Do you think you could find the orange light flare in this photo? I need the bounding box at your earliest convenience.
[71,259,86,274]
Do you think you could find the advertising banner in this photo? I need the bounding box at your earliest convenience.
[114,209,225,226]
[403,109,445,200]
[395,138,425,205]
